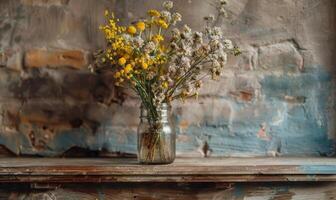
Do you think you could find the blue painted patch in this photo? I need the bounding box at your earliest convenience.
[299,165,336,174]
[233,184,245,198]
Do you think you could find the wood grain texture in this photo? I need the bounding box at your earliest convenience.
[1,182,336,200]
[0,157,335,183]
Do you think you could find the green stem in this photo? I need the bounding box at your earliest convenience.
[131,76,158,125]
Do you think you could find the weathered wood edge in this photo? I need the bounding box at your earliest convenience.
[0,157,335,183]
[1,175,336,183]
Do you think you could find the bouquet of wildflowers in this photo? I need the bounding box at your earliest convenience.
[93,0,239,163]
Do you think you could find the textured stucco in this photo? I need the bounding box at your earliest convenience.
[0,0,335,157]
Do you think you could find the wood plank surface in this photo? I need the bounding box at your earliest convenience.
[1,182,336,200]
[0,157,335,183]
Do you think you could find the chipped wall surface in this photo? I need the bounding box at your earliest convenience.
[0,0,335,157]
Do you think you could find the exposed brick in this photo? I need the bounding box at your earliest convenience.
[61,72,98,100]
[199,73,261,102]
[227,47,257,71]
[283,95,306,104]
[198,71,236,97]
[258,41,304,72]
[0,68,22,99]
[0,50,23,71]
[24,49,88,70]
[173,98,232,128]
[6,51,23,71]
[229,90,254,102]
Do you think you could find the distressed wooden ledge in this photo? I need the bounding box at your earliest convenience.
[0,157,335,183]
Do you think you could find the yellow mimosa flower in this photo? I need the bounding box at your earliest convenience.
[152,34,164,43]
[114,71,121,78]
[118,57,126,65]
[157,19,168,29]
[148,9,161,17]
[124,64,133,73]
[161,22,168,29]
[136,21,146,31]
[141,62,148,70]
[127,25,137,35]
[162,82,169,89]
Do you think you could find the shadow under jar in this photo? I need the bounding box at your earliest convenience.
[137,103,176,164]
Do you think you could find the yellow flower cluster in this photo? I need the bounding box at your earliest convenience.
[99,10,169,86]
[136,21,146,31]
[94,1,240,113]
[156,19,168,29]
[152,34,164,44]
[148,9,161,17]
[127,26,137,35]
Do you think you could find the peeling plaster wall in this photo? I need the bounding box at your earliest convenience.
[0,0,335,157]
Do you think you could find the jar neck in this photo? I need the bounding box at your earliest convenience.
[140,103,171,123]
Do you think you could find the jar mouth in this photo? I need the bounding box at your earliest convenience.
[139,102,171,119]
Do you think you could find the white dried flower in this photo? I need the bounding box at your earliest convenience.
[161,10,172,22]
[170,42,179,50]
[181,56,191,69]
[181,25,192,39]
[172,13,182,24]
[201,44,211,54]
[194,47,205,57]
[223,39,234,49]
[218,51,228,63]
[193,32,203,44]
[122,33,132,41]
[195,80,202,89]
[163,1,174,10]
[211,67,221,80]
[219,61,226,68]
[219,8,228,17]
[219,0,227,5]
[183,25,192,33]
[168,64,177,74]
[217,42,224,50]
[146,71,155,80]
[144,41,156,53]
[210,39,220,51]
[181,42,193,56]
[172,28,181,39]
[133,37,144,47]
[212,27,223,39]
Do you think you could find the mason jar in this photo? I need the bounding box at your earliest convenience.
[137,103,176,164]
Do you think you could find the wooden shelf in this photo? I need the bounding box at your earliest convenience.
[0,157,335,183]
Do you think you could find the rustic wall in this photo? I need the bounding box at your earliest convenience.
[0,0,335,157]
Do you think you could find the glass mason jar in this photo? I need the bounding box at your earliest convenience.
[137,103,176,164]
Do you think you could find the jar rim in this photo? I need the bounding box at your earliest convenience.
[140,102,171,108]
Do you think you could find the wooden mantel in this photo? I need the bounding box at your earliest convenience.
[0,157,336,183]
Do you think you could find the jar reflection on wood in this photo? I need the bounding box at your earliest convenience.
[137,103,176,164]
